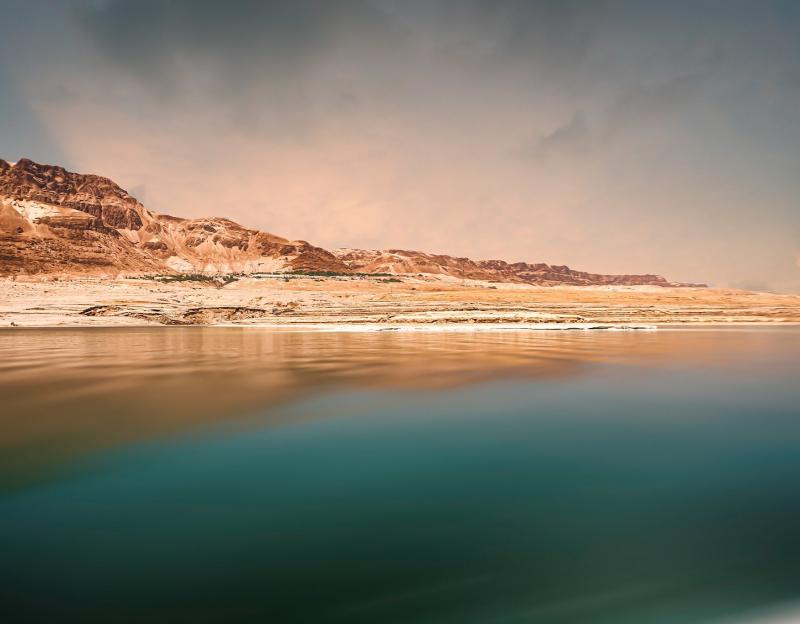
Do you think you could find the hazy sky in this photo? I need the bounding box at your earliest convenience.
[1,1,799,290]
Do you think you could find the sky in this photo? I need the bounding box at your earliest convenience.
[1,0,799,291]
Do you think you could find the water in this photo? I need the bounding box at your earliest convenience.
[1,328,799,623]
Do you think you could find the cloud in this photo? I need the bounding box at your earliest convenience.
[602,71,708,141]
[525,112,592,161]
[72,1,401,96]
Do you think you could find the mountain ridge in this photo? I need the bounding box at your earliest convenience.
[0,158,704,287]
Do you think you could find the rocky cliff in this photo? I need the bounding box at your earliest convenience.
[0,158,701,286]
[0,158,348,275]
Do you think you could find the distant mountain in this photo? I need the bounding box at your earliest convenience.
[0,158,702,286]
[334,249,684,287]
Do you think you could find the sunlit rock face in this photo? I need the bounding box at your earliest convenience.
[0,158,145,230]
[333,249,688,286]
[0,158,347,276]
[0,158,702,285]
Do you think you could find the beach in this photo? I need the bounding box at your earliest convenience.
[2,274,799,328]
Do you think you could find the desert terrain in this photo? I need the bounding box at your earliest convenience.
[2,157,798,329]
[2,273,799,329]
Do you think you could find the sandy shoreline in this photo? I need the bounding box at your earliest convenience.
[0,322,663,331]
[2,274,800,329]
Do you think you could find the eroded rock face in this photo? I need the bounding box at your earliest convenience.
[0,158,145,230]
[0,158,703,286]
[0,158,347,276]
[332,249,692,287]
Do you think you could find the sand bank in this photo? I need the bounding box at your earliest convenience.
[1,274,799,329]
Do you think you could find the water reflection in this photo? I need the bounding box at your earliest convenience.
[0,327,797,487]
[1,328,799,623]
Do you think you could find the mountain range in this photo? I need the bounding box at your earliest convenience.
[0,158,701,287]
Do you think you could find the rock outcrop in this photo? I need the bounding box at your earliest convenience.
[0,158,348,276]
[333,248,680,287]
[0,158,703,286]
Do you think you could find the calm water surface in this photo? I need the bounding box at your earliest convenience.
[1,328,799,623]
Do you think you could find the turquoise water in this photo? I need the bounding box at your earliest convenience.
[1,328,799,622]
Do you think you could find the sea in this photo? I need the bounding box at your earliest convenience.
[1,327,799,623]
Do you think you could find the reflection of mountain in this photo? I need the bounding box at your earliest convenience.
[1,328,786,488]
[0,158,703,286]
